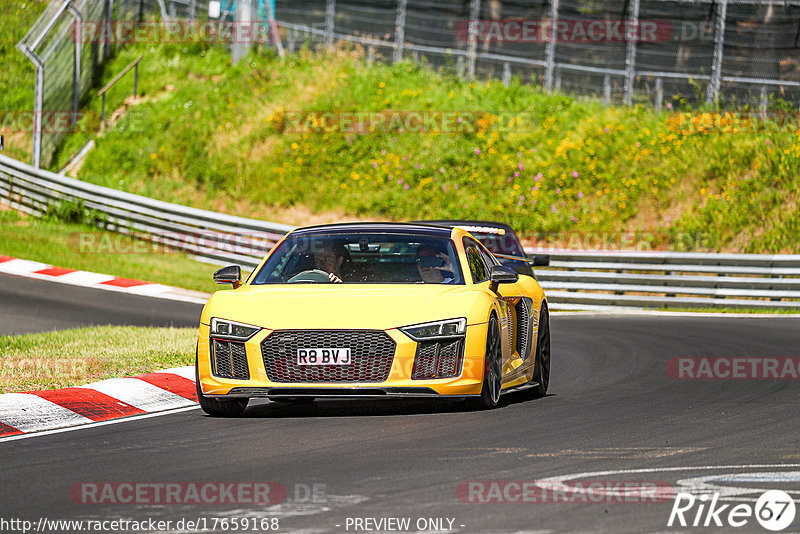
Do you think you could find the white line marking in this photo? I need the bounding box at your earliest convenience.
[0,405,201,443]
[538,464,800,503]
[154,366,196,381]
[0,393,93,433]
[81,378,195,411]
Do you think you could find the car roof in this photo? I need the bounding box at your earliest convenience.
[290,222,454,238]
[413,219,519,235]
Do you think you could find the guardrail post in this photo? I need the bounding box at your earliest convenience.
[393,0,407,63]
[760,86,768,121]
[325,0,336,50]
[655,77,663,111]
[623,0,640,106]
[603,75,611,105]
[708,0,728,106]
[544,0,559,92]
[367,44,376,66]
[466,0,481,81]
[502,62,511,87]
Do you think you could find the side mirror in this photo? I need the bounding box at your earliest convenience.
[532,255,550,267]
[214,265,241,288]
[489,264,518,292]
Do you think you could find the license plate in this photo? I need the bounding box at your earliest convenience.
[297,348,352,365]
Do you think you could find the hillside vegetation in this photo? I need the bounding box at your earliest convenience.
[3,9,798,252]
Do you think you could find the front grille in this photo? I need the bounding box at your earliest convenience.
[411,339,463,379]
[515,298,530,357]
[211,339,250,379]
[261,330,396,383]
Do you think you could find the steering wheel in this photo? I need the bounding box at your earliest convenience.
[287,269,336,283]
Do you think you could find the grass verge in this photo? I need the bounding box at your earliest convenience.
[0,207,225,293]
[0,325,195,393]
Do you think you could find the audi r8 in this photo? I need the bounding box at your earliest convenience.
[196,223,550,416]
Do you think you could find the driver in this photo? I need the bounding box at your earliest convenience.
[313,242,345,283]
[416,244,454,284]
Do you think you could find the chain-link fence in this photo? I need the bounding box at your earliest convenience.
[272,0,800,109]
[16,0,210,168]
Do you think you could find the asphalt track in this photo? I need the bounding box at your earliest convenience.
[2,273,800,533]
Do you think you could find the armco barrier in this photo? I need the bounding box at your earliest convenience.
[2,153,799,310]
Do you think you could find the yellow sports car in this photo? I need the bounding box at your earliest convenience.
[196,223,550,416]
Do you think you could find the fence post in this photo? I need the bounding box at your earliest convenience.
[466,0,481,81]
[325,0,336,50]
[393,0,407,63]
[232,0,255,64]
[623,0,640,105]
[554,68,561,92]
[760,86,768,120]
[502,62,511,87]
[544,0,559,92]
[67,3,82,133]
[655,77,663,111]
[603,75,611,105]
[367,44,376,66]
[104,0,114,59]
[708,0,728,106]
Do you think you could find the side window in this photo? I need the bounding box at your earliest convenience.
[463,239,489,283]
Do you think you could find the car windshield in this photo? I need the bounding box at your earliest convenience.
[251,231,465,285]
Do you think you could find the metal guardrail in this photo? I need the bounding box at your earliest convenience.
[2,152,799,310]
[528,249,800,310]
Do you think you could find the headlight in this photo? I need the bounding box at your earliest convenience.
[210,318,261,340]
[400,318,467,341]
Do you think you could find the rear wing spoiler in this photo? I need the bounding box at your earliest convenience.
[493,253,550,267]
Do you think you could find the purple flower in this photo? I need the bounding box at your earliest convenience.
[518,162,524,171]
[578,191,584,199]
[604,127,610,133]
[372,162,378,168]
[570,215,577,222]
[572,170,578,178]
[556,187,561,194]
[398,178,404,184]
[439,167,445,174]
[474,148,480,156]
[404,184,410,190]
[513,171,520,178]
[536,172,543,181]
[550,204,557,213]
[381,149,387,155]
[507,177,514,183]
[402,155,408,161]
[457,117,463,123]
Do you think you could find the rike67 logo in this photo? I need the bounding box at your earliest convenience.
[668,490,796,531]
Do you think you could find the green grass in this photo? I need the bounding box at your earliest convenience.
[0,208,224,293]
[0,325,195,392]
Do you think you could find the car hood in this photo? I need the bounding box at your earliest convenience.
[200,284,486,331]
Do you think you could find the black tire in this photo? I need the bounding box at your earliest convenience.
[195,350,249,417]
[474,315,503,410]
[531,302,550,397]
